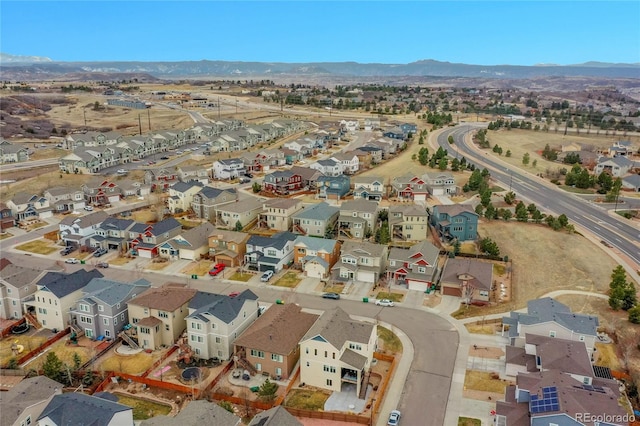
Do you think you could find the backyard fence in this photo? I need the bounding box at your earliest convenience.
[283,407,369,424]
[0,368,26,376]
[16,327,70,367]
[141,345,179,378]
[0,318,23,338]
[372,352,396,416]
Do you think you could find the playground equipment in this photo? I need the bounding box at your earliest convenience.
[11,322,30,335]
[181,367,201,382]
[11,340,24,355]
[176,336,195,366]
[67,330,78,345]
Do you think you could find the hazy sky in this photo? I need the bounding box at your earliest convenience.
[2,1,639,65]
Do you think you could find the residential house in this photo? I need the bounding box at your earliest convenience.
[81,179,122,205]
[398,122,417,135]
[356,146,383,164]
[44,187,86,213]
[495,369,626,426]
[244,232,297,272]
[352,149,372,170]
[177,165,209,184]
[382,127,405,140]
[159,222,215,261]
[258,198,303,232]
[144,168,179,192]
[212,158,245,180]
[622,174,640,192]
[129,217,183,258]
[0,203,14,229]
[439,258,493,301]
[309,159,344,177]
[167,181,203,214]
[337,199,379,240]
[423,172,457,196]
[262,170,304,195]
[289,166,323,190]
[69,278,151,340]
[208,228,250,267]
[234,303,318,380]
[91,217,136,252]
[292,202,339,237]
[593,156,634,177]
[38,392,133,426]
[352,176,385,201]
[191,187,238,220]
[58,211,109,248]
[248,406,302,426]
[0,263,47,319]
[430,204,479,242]
[127,285,198,350]
[0,376,63,426]
[502,297,599,356]
[293,236,341,279]
[0,141,30,163]
[608,140,635,157]
[300,307,377,398]
[65,131,123,148]
[141,400,241,426]
[7,192,53,223]
[391,174,429,201]
[331,152,359,175]
[332,241,388,286]
[186,289,259,360]
[340,120,359,132]
[386,241,440,292]
[316,175,351,200]
[24,269,104,331]
[216,197,263,229]
[281,147,303,165]
[388,204,429,242]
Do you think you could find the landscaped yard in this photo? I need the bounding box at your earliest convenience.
[22,338,92,371]
[464,370,512,393]
[145,260,169,271]
[0,334,48,367]
[116,393,172,420]
[322,283,345,294]
[459,417,482,426]
[98,351,160,375]
[180,260,213,276]
[0,232,14,240]
[283,388,331,410]
[229,272,253,282]
[110,256,132,266]
[15,239,57,255]
[374,291,404,302]
[272,271,301,288]
[377,326,402,353]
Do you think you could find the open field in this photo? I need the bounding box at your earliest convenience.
[15,239,57,255]
[0,169,94,202]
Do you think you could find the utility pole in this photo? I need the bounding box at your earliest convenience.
[138,114,142,135]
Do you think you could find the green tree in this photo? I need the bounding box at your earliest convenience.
[451,158,460,172]
[503,191,516,205]
[609,265,630,310]
[218,401,235,413]
[605,178,622,204]
[73,353,82,370]
[258,379,278,401]
[557,214,569,228]
[484,203,496,220]
[234,220,243,231]
[448,135,454,144]
[438,158,448,170]
[479,237,500,256]
[453,239,461,256]
[467,169,484,191]
[7,358,18,369]
[474,204,484,216]
[531,209,543,223]
[252,182,261,193]
[505,150,511,157]
[532,159,537,168]
[515,202,529,222]
[375,222,391,244]
[628,306,640,324]
[480,189,492,207]
[43,352,64,382]
[522,152,530,166]
[418,147,429,165]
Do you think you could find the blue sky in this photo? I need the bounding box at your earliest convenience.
[2,1,639,65]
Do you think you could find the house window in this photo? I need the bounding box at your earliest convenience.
[165,324,170,331]
[132,318,139,323]
[191,322,202,330]
[197,336,203,343]
[306,361,310,367]
[250,349,265,359]
[549,331,556,338]
[579,335,585,341]
[215,337,221,343]
[255,363,262,372]
[158,311,168,318]
[120,313,125,321]
[326,379,332,386]
[80,304,89,312]
[305,348,309,354]
[140,327,150,334]
[80,316,92,324]
[271,354,283,362]
[324,351,328,358]
[98,305,104,312]
[323,365,336,373]
[417,266,426,274]
[103,318,109,326]
[314,349,317,356]
[349,343,362,351]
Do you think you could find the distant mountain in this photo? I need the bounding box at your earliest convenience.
[1,55,638,80]
[0,52,52,63]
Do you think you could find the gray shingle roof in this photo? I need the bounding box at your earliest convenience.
[59,210,109,227]
[141,400,240,426]
[505,297,599,336]
[188,289,258,324]
[0,264,46,289]
[293,202,339,221]
[247,231,297,251]
[81,278,151,307]
[293,236,338,253]
[38,392,131,426]
[340,348,368,370]
[303,307,373,349]
[171,181,203,193]
[248,405,303,426]
[37,269,104,298]
[0,376,63,426]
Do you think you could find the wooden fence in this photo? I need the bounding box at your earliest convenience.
[16,327,70,366]
[203,360,234,394]
[208,393,274,411]
[141,345,179,378]
[372,352,396,416]
[284,407,369,424]
[0,368,26,376]
[1,318,24,338]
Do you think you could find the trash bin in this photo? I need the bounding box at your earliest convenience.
[80,260,85,264]
[362,297,369,303]
[191,274,198,279]
[276,299,284,305]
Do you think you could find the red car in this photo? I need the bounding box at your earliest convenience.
[208,263,226,276]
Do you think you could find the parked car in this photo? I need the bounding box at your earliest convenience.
[387,410,401,426]
[96,262,109,268]
[60,247,73,256]
[228,291,240,298]
[160,156,170,160]
[117,169,127,174]
[84,205,94,211]
[208,263,226,276]
[93,248,107,257]
[375,299,395,307]
[65,258,79,264]
[322,292,341,300]
[244,172,254,178]
[260,270,274,282]
[239,177,251,184]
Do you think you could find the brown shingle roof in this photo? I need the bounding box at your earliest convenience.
[128,286,197,311]
[137,316,163,327]
[234,304,318,356]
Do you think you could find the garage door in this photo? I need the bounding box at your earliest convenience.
[259,264,276,272]
[442,285,462,297]
[216,257,233,267]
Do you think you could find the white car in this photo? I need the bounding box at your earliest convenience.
[84,205,94,211]
[64,258,79,264]
[260,270,274,282]
[375,299,395,307]
[117,169,127,174]
[387,409,401,426]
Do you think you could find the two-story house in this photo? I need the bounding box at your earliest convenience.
[127,285,198,350]
[423,172,457,196]
[91,217,136,252]
[388,204,429,242]
[212,158,245,180]
[430,204,479,242]
[186,289,259,360]
[191,187,238,220]
[309,159,344,177]
[352,176,385,201]
[7,192,54,224]
[81,179,122,206]
[316,175,351,200]
[0,262,47,320]
[24,269,104,331]
[439,258,492,302]
[58,211,109,248]
[293,236,341,279]
[300,307,377,398]
[593,156,634,177]
[129,218,183,258]
[262,170,304,195]
[292,202,339,237]
[177,165,209,184]
[331,152,359,175]
[208,228,250,267]
[332,241,388,286]
[289,166,323,190]
[391,174,429,201]
[69,278,151,340]
[216,197,263,230]
[244,232,297,272]
[258,198,303,232]
[167,181,203,214]
[0,141,30,163]
[38,392,133,426]
[0,376,63,426]
[142,400,242,426]
[234,303,318,380]
[0,202,14,229]
[386,240,440,292]
[159,222,215,261]
[337,199,379,240]
[43,187,86,213]
[144,168,179,192]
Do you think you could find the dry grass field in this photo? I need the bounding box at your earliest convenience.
[0,169,94,201]
[464,370,513,393]
[97,351,160,375]
[0,335,48,366]
[180,260,214,276]
[15,239,57,255]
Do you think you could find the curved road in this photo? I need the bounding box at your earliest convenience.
[437,125,640,269]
